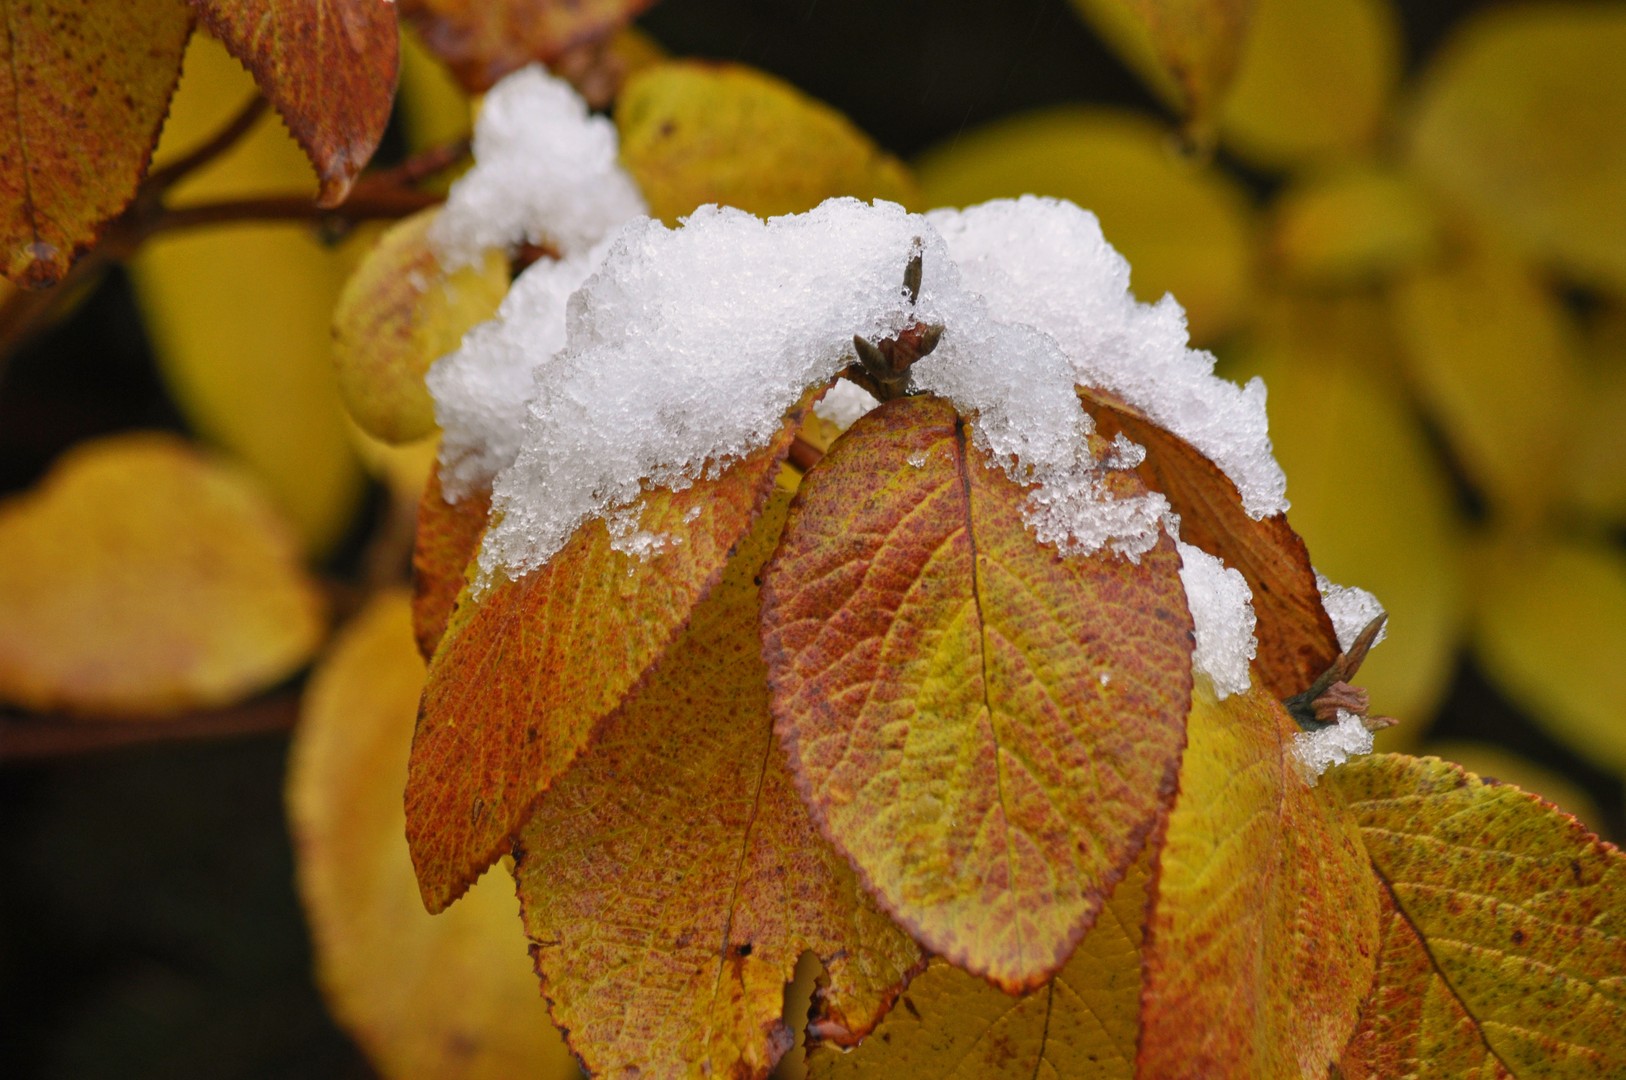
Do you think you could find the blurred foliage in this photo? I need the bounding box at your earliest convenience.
[5,0,1626,1076]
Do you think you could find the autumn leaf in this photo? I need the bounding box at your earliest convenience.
[512,493,920,1079]
[288,592,579,1079]
[407,395,812,912]
[617,61,918,224]
[1138,679,1379,1079]
[411,460,490,662]
[333,208,509,444]
[0,0,192,286]
[189,0,398,207]
[0,433,324,718]
[1078,384,1337,699]
[1218,0,1400,171]
[915,106,1256,345]
[760,394,1192,991]
[1265,165,1438,287]
[1328,754,1626,1076]
[1069,0,1253,139]
[399,0,656,93]
[1407,3,1626,294]
[807,849,1151,1080]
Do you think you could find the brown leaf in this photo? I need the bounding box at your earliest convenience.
[512,493,921,1078]
[399,0,656,93]
[1139,680,1379,1079]
[0,0,191,286]
[760,394,1193,991]
[1329,754,1626,1076]
[189,0,398,207]
[410,459,489,662]
[1078,384,1338,699]
[406,395,811,912]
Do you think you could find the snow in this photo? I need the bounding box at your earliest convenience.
[1316,571,1388,652]
[1294,710,1376,783]
[928,197,1287,520]
[813,379,880,429]
[1177,543,1258,698]
[428,66,646,270]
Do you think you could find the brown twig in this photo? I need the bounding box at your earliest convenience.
[0,691,301,764]
[144,95,271,193]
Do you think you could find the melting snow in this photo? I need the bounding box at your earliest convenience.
[1177,543,1258,699]
[1294,710,1376,784]
[1317,571,1388,652]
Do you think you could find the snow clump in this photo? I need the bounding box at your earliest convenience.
[1317,571,1388,652]
[1177,543,1258,699]
[1294,711,1376,784]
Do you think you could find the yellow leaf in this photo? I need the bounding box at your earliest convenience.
[1219,0,1401,171]
[1389,244,1581,524]
[807,852,1150,1080]
[0,433,323,718]
[1231,294,1465,739]
[1140,680,1379,1079]
[1067,0,1182,110]
[333,209,509,444]
[1565,306,1626,525]
[1266,165,1438,287]
[131,34,365,555]
[397,29,474,155]
[916,107,1256,344]
[616,61,918,223]
[1407,3,1626,294]
[1423,740,1606,837]
[1067,0,1254,138]
[288,591,578,1080]
[1473,535,1626,775]
[347,423,441,508]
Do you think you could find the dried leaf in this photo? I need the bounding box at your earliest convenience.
[1408,3,1626,293]
[133,34,366,554]
[617,61,918,224]
[0,0,191,286]
[189,0,398,206]
[411,461,489,662]
[807,850,1151,1080]
[1219,0,1400,171]
[1390,245,1580,524]
[1139,680,1379,1079]
[1067,0,1253,136]
[915,107,1256,345]
[1328,753,1626,1075]
[289,592,579,1080]
[333,209,509,444]
[407,396,810,912]
[1078,384,1337,699]
[1265,165,1438,287]
[0,433,323,717]
[760,395,1192,991]
[400,0,655,93]
[1473,536,1626,775]
[513,494,920,1079]
[1234,294,1465,734]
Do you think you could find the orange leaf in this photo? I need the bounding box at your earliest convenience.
[807,848,1152,1080]
[760,394,1193,991]
[0,0,191,286]
[0,433,325,717]
[399,0,655,93]
[289,592,579,1079]
[512,493,920,1078]
[410,460,489,662]
[406,397,810,912]
[188,0,398,207]
[1139,680,1379,1079]
[1079,385,1337,700]
[1328,754,1626,1075]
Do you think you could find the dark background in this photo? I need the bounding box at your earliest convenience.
[2,1,1593,1077]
